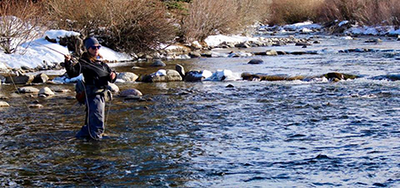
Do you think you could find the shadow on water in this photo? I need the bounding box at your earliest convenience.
[1,38,400,186]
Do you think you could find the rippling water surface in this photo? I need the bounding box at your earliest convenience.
[0,36,400,187]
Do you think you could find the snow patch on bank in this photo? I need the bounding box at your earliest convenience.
[343,24,400,36]
[44,30,80,42]
[0,29,133,70]
[205,34,258,48]
[283,21,322,31]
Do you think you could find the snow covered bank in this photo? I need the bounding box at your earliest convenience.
[0,30,133,71]
[205,34,259,48]
[345,25,400,36]
[258,21,400,36]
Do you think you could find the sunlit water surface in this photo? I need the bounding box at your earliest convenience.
[0,36,400,187]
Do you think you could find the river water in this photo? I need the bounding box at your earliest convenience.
[0,35,400,187]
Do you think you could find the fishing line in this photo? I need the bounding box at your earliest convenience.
[31,41,113,140]
[5,68,33,114]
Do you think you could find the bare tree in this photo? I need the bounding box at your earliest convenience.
[0,0,43,54]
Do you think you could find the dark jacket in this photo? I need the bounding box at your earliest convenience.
[65,52,116,89]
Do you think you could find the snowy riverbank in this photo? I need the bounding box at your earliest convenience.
[1,21,400,72]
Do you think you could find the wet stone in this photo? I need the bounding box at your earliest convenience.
[120,89,143,97]
[28,104,43,108]
[151,59,166,67]
[248,59,264,64]
[0,101,10,107]
[38,87,55,97]
[17,87,40,94]
[117,72,138,82]
[108,83,120,93]
[32,73,49,84]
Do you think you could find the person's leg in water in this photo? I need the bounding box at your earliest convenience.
[76,94,105,139]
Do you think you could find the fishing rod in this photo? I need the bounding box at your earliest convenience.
[31,40,68,56]
[32,40,114,140]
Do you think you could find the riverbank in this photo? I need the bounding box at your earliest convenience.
[1,22,400,74]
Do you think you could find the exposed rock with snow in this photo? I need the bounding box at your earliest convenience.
[184,70,213,82]
[141,69,182,82]
[190,41,203,49]
[204,70,236,81]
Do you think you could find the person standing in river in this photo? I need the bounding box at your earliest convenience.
[64,37,117,140]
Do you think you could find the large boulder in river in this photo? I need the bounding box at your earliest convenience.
[117,72,138,82]
[141,69,182,82]
[184,70,213,82]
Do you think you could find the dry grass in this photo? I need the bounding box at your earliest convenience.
[181,0,270,42]
[318,0,400,26]
[268,0,323,25]
[45,0,175,54]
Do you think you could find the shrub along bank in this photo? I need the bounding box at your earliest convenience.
[1,0,400,56]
